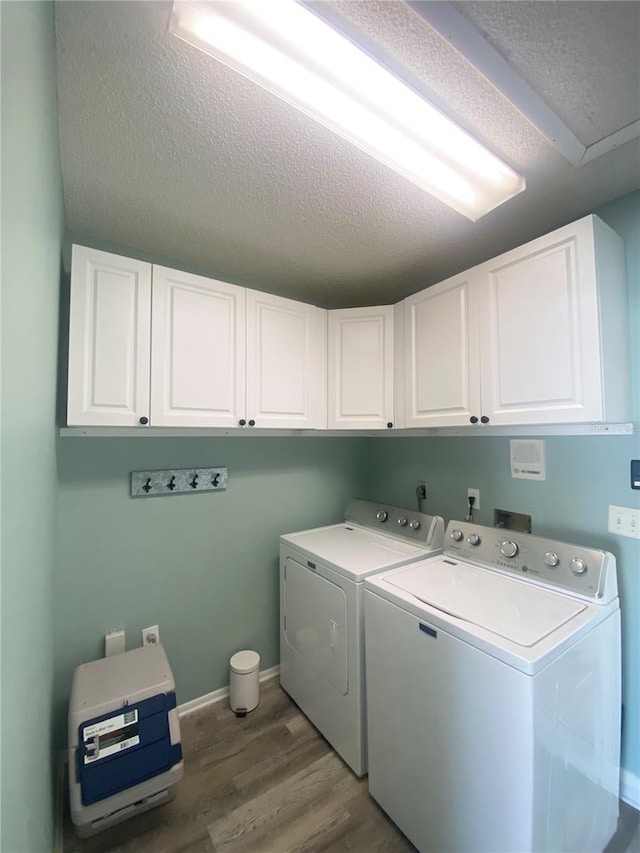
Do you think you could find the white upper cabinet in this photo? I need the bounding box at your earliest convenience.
[478,215,630,425]
[66,213,630,433]
[402,215,630,428]
[67,247,326,429]
[151,266,246,428]
[67,246,151,426]
[246,290,326,429]
[328,306,394,429]
[402,273,482,428]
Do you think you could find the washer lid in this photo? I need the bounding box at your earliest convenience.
[282,524,429,578]
[386,558,586,647]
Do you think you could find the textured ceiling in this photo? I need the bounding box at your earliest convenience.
[454,1,640,146]
[54,1,640,309]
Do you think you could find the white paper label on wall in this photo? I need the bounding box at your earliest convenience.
[510,439,545,480]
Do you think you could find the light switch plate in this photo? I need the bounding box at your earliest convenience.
[608,505,640,539]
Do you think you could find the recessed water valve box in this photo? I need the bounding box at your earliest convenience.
[494,509,532,533]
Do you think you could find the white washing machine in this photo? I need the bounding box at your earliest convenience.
[365,520,621,853]
[280,499,445,776]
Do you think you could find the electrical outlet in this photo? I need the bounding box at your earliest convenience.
[105,629,125,657]
[608,505,640,539]
[467,488,480,511]
[142,625,160,646]
[416,482,427,501]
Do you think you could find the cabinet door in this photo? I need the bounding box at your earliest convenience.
[479,218,605,425]
[246,290,326,429]
[403,273,482,427]
[150,266,245,427]
[328,306,394,429]
[67,246,151,426]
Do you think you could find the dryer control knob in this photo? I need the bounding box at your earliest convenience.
[570,558,587,575]
[468,533,481,546]
[397,517,408,527]
[409,519,421,530]
[544,552,559,567]
[450,529,463,541]
[500,540,518,558]
[376,510,388,522]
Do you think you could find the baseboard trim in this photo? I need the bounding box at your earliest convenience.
[621,768,640,810]
[178,665,280,718]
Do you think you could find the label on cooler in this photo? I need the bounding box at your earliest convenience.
[82,709,140,763]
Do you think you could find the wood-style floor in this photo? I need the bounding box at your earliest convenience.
[63,678,639,853]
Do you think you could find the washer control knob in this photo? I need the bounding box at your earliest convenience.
[450,529,463,542]
[467,533,481,546]
[409,519,421,530]
[500,540,519,558]
[376,510,388,522]
[544,552,559,568]
[571,558,587,575]
[397,516,408,527]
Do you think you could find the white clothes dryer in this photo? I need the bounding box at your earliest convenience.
[365,520,621,853]
[280,499,445,776]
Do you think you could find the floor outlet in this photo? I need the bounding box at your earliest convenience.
[142,625,160,646]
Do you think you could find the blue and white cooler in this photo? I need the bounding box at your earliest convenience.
[68,644,183,837]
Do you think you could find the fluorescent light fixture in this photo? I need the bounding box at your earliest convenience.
[169,0,526,220]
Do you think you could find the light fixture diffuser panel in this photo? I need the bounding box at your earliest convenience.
[170,0,525,220]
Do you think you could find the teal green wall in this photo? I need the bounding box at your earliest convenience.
[54,193,639,791]
[364,191,640,779]
[54,438,368,739]
[2,0,636,835]
[1,2,64,850]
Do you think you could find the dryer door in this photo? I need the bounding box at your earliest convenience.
[283,557,348,694]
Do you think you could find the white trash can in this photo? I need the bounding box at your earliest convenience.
[229,650,260,716]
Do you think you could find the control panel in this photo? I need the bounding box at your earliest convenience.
[345,499,444,548]
[443,521,616,602]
